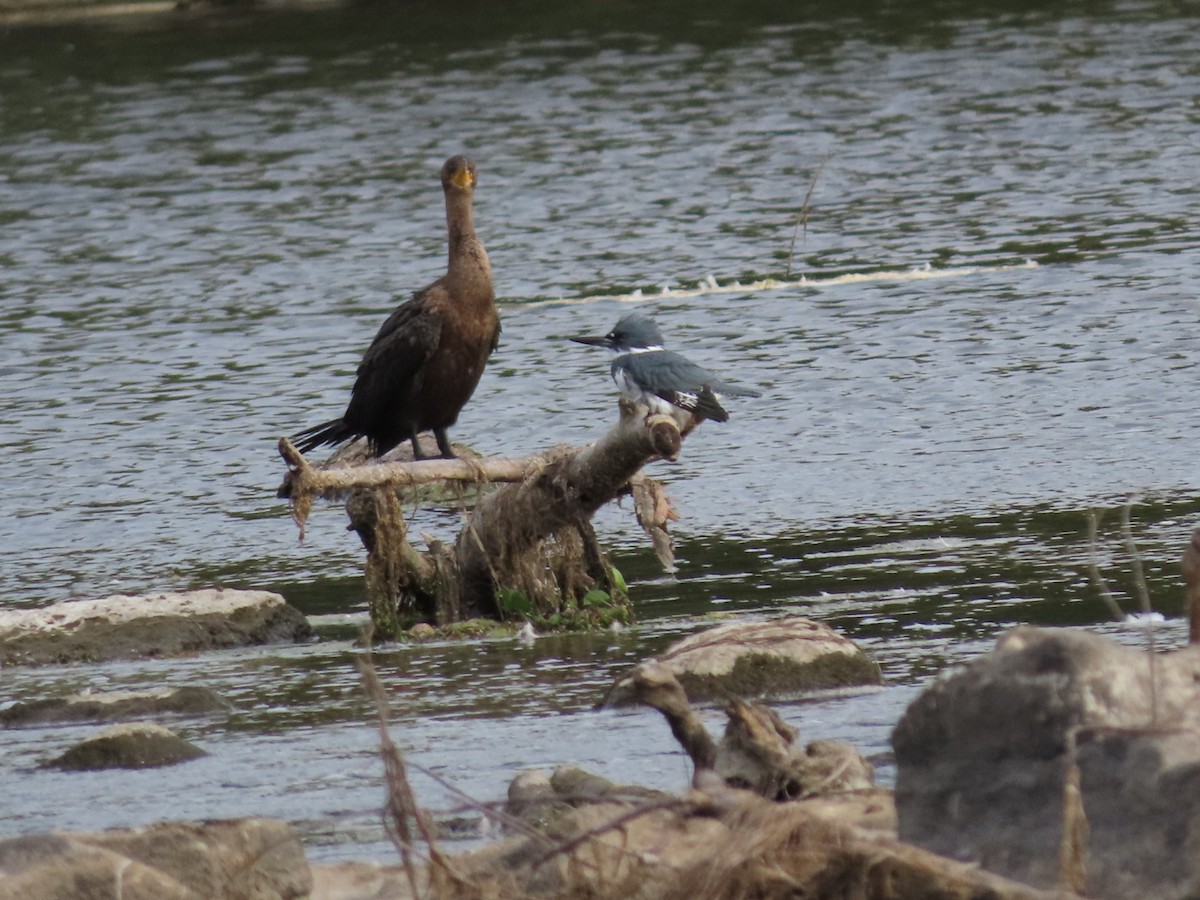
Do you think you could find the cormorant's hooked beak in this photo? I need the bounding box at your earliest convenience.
[449,166,475,190]
[569,333,615,349]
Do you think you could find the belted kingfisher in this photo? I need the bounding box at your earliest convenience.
[570,312,760,428]
[291,155,500,460]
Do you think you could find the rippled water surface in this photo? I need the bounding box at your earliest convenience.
[2,0,1200,861]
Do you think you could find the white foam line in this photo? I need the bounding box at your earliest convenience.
[522,260,1039,307]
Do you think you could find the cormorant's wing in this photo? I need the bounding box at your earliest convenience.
[345,294,442,426]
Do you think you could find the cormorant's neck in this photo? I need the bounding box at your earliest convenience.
[444,188,490,283]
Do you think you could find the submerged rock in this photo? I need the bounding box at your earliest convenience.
[506,766,667,834]
[0,818,310,900]
[46,722,207,771]
[894,625,1200,899]
[1,685,230,727]
[0,588,313,667]
[602,616,881,706]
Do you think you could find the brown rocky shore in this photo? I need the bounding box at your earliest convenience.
[2,588,1197,899]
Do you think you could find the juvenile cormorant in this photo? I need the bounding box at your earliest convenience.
[292,155,500,459]
[570,312,760,428]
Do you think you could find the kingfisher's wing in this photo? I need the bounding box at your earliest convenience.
[641,351,741,422]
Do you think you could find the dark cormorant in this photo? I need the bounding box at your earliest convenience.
[292,155,500,459]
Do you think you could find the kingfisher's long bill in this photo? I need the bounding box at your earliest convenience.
[570,312,759,428]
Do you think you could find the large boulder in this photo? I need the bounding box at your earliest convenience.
[894,625,1200,899]
[603,616,881,706]
[0,818,311,900]
[0,589,313,667]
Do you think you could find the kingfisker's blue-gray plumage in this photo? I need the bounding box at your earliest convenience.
[570,312,759,427]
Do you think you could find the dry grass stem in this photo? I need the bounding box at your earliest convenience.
[1057,728,1089,895]
[784,147,832,280]
[360,651,475,899]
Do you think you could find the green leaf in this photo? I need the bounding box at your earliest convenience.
[610,566,627,594]
[581,589,611,608]
[496,588,533,616]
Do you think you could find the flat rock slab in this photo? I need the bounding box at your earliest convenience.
[894,625,1200,898]
[0,818,311,900]
[2,685,230,727]
[47,721,207,770]
[603,616,882,706]
[0,589,313,667]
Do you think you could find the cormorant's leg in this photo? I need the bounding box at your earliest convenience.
[433,428,456,459]
[409,428,428,460]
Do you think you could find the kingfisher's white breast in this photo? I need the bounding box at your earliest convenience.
[611,364,693,426]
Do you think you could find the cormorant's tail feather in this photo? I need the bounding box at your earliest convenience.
[291,418,354,454]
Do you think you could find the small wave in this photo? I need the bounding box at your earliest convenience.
[520,260,1039,307]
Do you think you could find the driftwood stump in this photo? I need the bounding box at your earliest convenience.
[279,402,681,637]
[630,660,875,800]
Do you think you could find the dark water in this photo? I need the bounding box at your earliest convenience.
[2,0,1199,862]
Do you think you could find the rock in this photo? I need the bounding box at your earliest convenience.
[507,766,666,833]
[507,769,571,830]
[0,589,313,667]
[46,722,207,770]
[459,789,1065,900]
[894,625,1200,898]
[602,616,881,706]
[1,685,230,727]
[549,765,625,801]
[310,860,421,900]
[0,818,311,900]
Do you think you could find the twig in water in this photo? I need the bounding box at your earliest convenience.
[1089,502,1161,725]
[1120,496,1153,615]
[784,147,832,280]
[1085,509,1127,623]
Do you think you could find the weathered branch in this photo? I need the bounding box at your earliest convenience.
[454,406,681,615]
[277,402,685,633]
[631,661,718,773]
[278,437,531,498]
[633,661,875,801]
